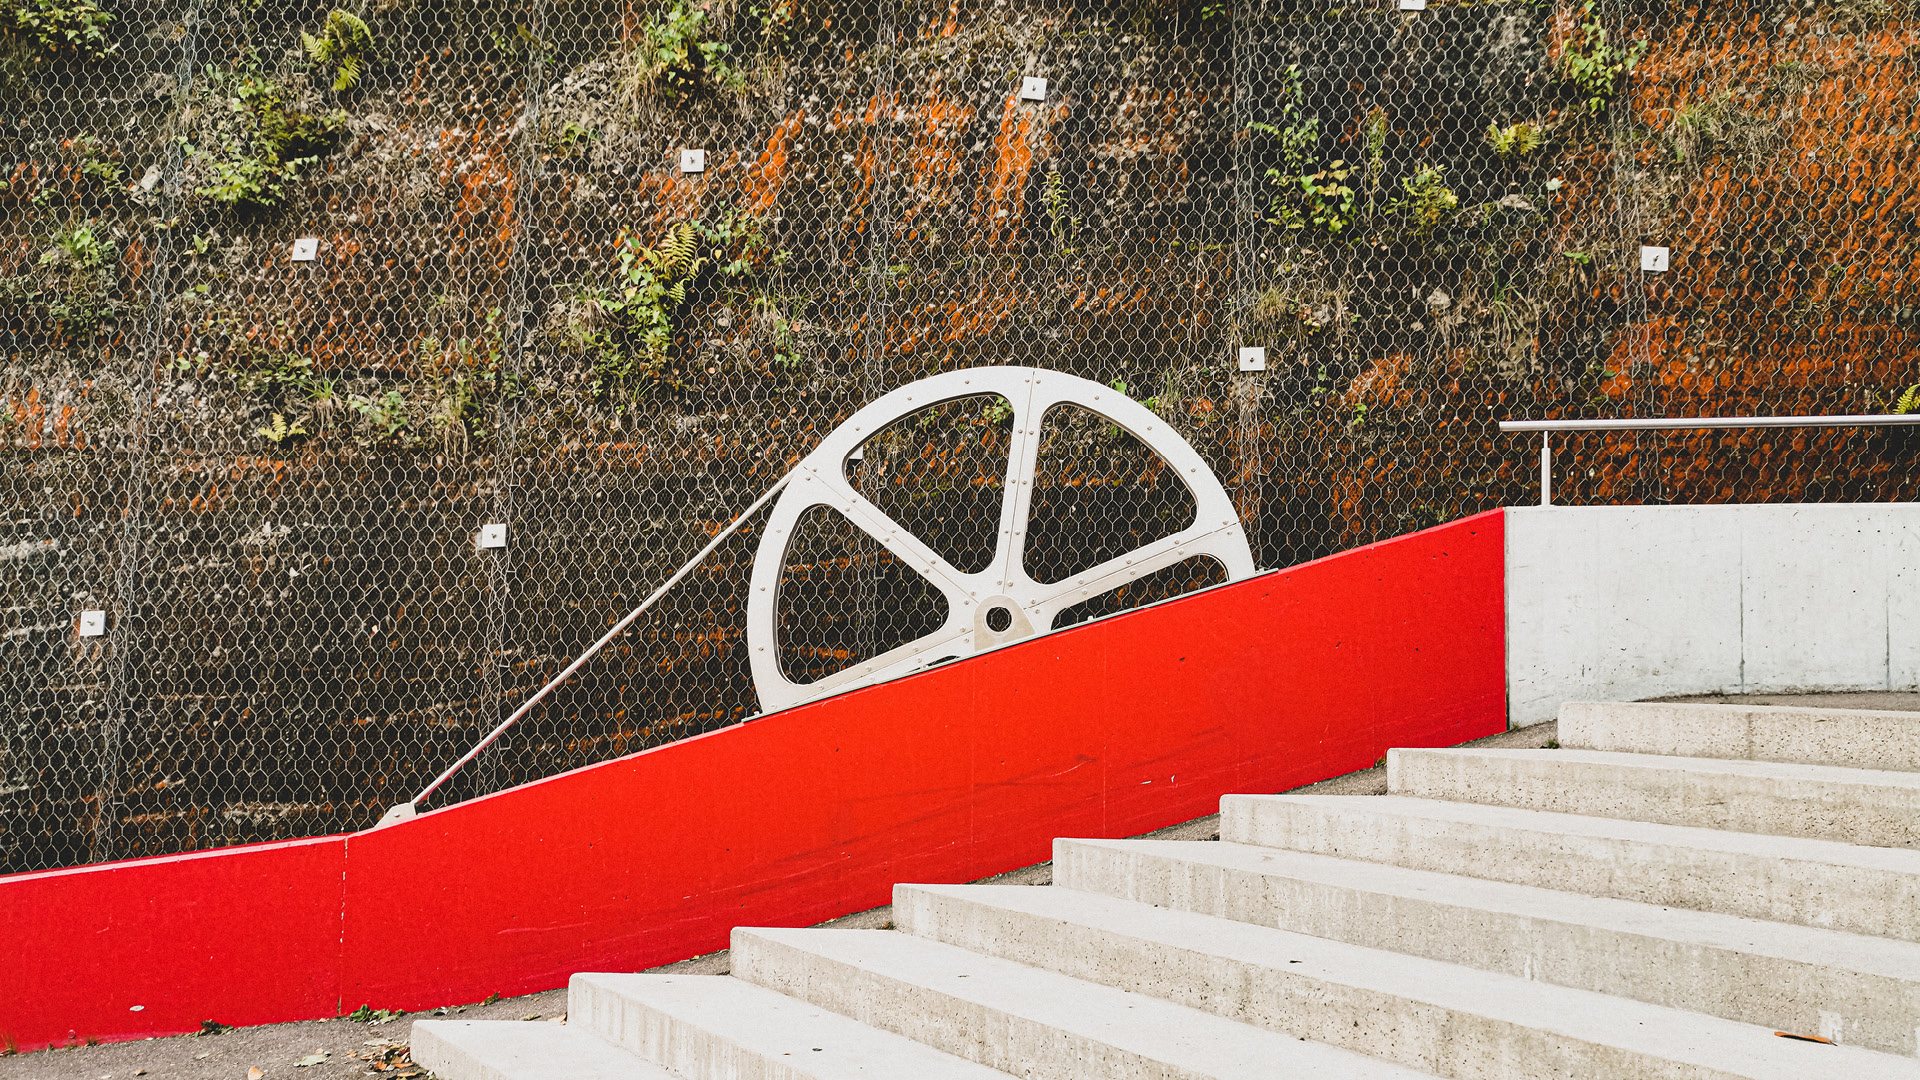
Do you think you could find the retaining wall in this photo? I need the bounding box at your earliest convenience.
[1505,504,1920,726]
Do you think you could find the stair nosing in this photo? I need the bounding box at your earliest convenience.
[1229,792,1920,870]
[885,888,1918,1080]
[1392,746,1920,790]
[732,925,1445,1079]
[1056,836,1920,979]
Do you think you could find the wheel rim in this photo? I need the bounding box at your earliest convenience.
[747,366,1255,714]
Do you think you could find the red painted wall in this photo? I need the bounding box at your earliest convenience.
[0,510,1505,1051]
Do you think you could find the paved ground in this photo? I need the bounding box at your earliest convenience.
[5,690,1905,1080]
[1658,690,1920,710]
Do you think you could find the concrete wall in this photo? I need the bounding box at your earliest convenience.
[1505,504,1920,727]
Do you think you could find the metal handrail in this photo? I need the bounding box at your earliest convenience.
[377,469,796,825]
[1500,415,1920,432]
[1499,414,1920,505]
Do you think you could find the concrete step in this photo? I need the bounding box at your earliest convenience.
[1562,700,1920,772]
[410,1019,677,1080]
[1221,793,1920,941]
[568,971,1015,1079]
[1050,836,1920,1055]
[891,881,1920,1079]
[1387,746,1920,848]
[729,926,1443,1080]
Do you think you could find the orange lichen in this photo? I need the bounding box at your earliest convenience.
[742,111,806,216]
[978,92,1044,245]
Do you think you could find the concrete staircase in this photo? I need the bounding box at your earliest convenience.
[412,700,1920,1079]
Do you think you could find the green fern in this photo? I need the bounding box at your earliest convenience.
[1487,122,1542,158]
[1894,382,1920,415]
[302,9,373,91]
[254,412,309,445]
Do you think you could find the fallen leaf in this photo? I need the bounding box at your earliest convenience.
[294,1052,329,1067]
[519,1014,540,1021]
[249,1069,264,1080]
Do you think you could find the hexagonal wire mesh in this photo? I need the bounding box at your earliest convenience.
[2,0,1915,872]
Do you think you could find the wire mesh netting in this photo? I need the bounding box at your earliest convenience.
[2,0,1915,872]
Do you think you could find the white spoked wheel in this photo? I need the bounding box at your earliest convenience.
[747,366,1256,714]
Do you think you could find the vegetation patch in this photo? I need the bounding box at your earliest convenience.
[301,9,374,91]
[188,70,345,212]
[1559,0,1648,113]
[3,0,113,63]
[572,214,784,404]
[621,0,740,105]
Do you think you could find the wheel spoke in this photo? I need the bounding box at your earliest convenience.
[832,485,977,599]
[784,622,974,705]
[989,374,1044,593]
[1027,522,1246,615]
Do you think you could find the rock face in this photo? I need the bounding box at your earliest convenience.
[2,0,1917,872]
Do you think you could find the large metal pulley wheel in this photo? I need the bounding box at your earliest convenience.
[746,366,1255,713]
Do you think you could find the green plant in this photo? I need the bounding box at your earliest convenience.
[583,221,709,399]
[1363,106,1388,183]
[1391,163,1458,236]
[1043,168,1080,253]
[36,220,115,337]
[1560,0,1648,114]
[1267,161,1356,236]
[755,294,804,371]
[254,412,308,445]
[489,21,550,63]
[1250,286,1324,336]
[4,0,114,63]
[1894,382,1920,414]
[1487,122,1542,158]
[301,9,373,91]
[421,309,517,445]
[622,0,736,106]
[1666,92,1779,166]
[745,0,796,52]
[1247,64,1319,175]
[349,389,409,440]
[1561,250,1592,265]
[1251,70,1359,237]
[551,120,598,157]
[191,73,344,211]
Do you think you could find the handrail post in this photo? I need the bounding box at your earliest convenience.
[1539,431,1552,506]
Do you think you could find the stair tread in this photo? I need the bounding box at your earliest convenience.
[1238,793,1920,870]
[572,971,1016,1078]
[1061,836,1920,978]
[1397,746,1920,790]
[410,1019,676,1080]
[1561,700,1920,772]
[895,882,1920,1079]
[735,926,1443,1079]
